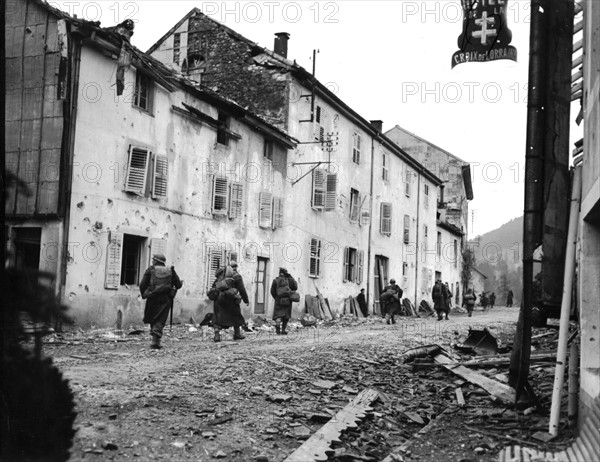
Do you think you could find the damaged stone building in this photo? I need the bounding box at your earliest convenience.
[6,1,470,327]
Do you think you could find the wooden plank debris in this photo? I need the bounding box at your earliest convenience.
[284,388,379,462]
[260,357,305,373]
[455,387,465,406]
[433,353,516,404]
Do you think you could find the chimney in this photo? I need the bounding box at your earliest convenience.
[370,120,383,132]
[274,32,290,58]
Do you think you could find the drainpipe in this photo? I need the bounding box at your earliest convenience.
[414,169,422,308]
[58,34,82,304]
[366,133,377,311]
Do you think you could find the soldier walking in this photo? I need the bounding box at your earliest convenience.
[140,253,183,349]
[211,261,249,342]
[271,267,298,335]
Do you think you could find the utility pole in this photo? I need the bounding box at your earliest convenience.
[509,0,574,399]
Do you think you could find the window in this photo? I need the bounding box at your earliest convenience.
[380,202,392,236]
[437,232,442,257]
[405,168,412,197]
[173,32,181,64]
[402,262,408,276]
[104,232,153,288]
[206,248,238,291]
[211,175,244,218]
[13,227,41,271]
[133,72,153,112]
[352,132,361,164]
[312,169,337,211]
[424,184,429,208]
[124,146,168,199]
[349,188,360,223]
[343,247,364,283]
[264,139,274,161]
[309,238,322,278]
[259,191,273,229]
[217,112,230,146]
[403,215,410,244]
[424,225,429,238]
[382,153,389,181]
[314,105,325,142]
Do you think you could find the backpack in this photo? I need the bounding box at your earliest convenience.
[214,266,241,302]
[143,266,173,299]
[276,276,292,306]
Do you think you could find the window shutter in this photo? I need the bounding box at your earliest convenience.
[229,182,244,219]
[325,173,337,211]
[312,169,326,210]
[125,146,150,195]
[380,202,392,236]
[105,231,123,289]
[350,194,360,222]
[206,249,223,291]
[357,250,364,284]
[360,210,371,226]
[150,238,167,265]
[309,238,321,277]
[259,191,273,228]
[404,215,410,244]
[152,154,168,199]
[272,196,284,229]
[212,176,229,215]
[343,247,349,282]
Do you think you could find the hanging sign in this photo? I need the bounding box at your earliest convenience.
[452,0,517,68]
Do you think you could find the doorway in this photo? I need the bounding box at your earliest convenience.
[374,255,389,315]
[254,257,268,314]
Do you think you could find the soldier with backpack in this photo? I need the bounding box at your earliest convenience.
[140,253,182,349]
[270,267,298,335]
[211,261,249,343]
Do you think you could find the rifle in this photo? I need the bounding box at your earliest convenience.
[169,265,176,331]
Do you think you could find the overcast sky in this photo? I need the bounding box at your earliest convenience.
[52,0,583,236]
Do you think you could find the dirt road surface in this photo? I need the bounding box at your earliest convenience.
[43,306,573,461]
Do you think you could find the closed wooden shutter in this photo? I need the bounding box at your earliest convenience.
[259,191,273,228]
[206,249,223,291]
[229,182,244,219]
[125,146,150,195]
[380,202,392,236]
[404,215,410,243]
[212,176,229,215]
[152,155,168,199]
[325,173,337,211]
[357,250,364,284]
[343,246,349,282]
[272,196,284,229]
[312,169,326,210]
[309,238,321,277]
[105,231,123,289]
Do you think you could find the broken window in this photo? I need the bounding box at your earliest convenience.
[349,189,360,223]
[13,227,41,271]
[314,105,325,142]
[105,232,148,288]
[309,238,322,278]
[259,191,273,229]
[217,112,230,146]
[133,71,153,112]
[382,152,389,181]
[173,32,181,64]
[380,202,392,236]
[403,215,410,244]
[264,139,274,161]
[211,175,244,219]
[125,146,168,200]
[352,132,361,164]
[344,247,364,283]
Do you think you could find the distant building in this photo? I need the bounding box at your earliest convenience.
[470,267,488,296]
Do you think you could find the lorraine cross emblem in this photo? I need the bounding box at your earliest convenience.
[451,0,517,68]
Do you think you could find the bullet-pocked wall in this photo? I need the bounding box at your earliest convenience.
[65,44,290,327]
